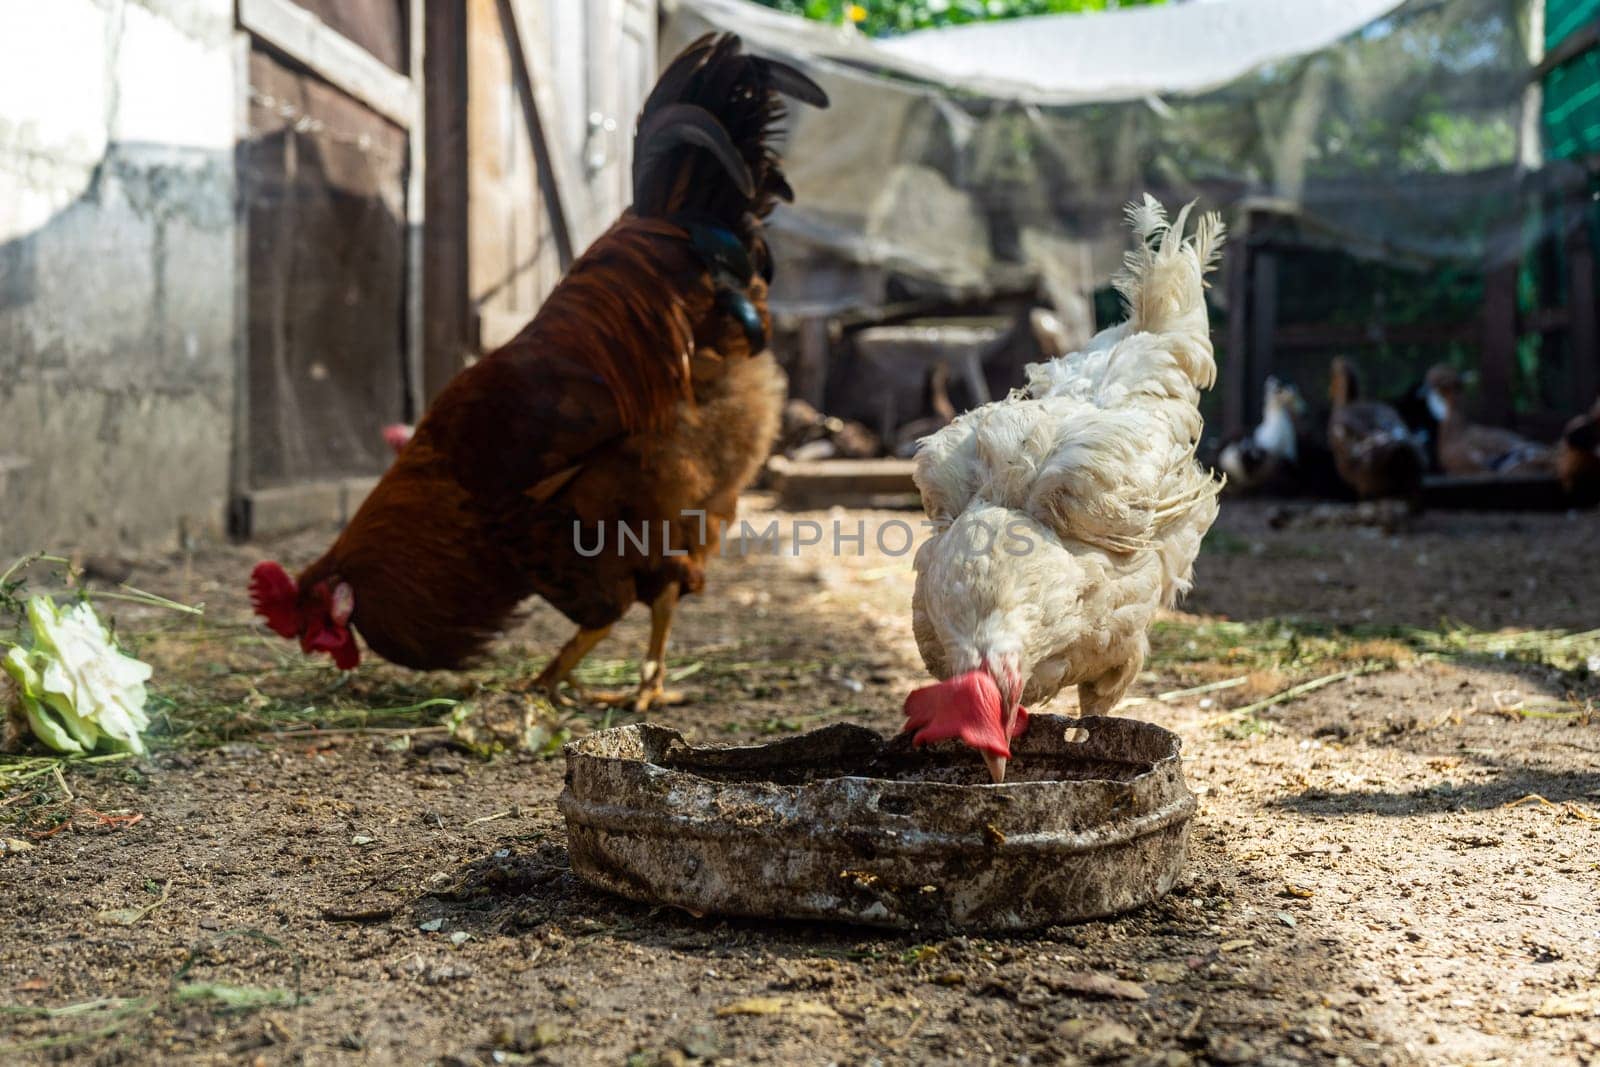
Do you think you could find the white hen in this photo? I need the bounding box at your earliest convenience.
[904,197,1223,781]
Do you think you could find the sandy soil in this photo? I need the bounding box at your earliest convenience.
[3,498,1598,1066]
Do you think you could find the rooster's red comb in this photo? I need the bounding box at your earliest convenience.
[249,561,300,638]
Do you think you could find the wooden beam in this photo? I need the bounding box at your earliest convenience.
[403,0,425,417]
[228,29,253,537]
[1221,222,1251,436]
[766,458,919,510]
[794,317,831,408]
[1270,320,1480,350]
[1248,246,1279,429]
[236,477,382,539]
[1480,261,1518,426]
[1570,218,1599,405]
[1421,473,1567,512]
[239,0,417,128]
[499,0,587,264]
[423,0,470,402]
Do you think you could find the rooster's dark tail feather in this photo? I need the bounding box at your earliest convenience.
[631,34,828,226]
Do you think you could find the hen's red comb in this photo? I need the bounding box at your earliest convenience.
[902,670,1011,756]
[249,561,300,638]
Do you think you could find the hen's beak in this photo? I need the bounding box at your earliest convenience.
[983,751,1008,784]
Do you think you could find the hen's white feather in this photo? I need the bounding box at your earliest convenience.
[911,197,1224,715]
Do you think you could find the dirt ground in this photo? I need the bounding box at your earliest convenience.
[3,497,1598,1066]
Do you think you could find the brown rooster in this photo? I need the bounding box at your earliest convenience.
[249,35,827,711]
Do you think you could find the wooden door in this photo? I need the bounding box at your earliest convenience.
[460,0,657,354]
[573,0,658,234]
[234,1,657,532]
[234,0,424,533]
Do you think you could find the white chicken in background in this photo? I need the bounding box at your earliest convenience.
[904,197,1224,782]
[1216,377,1303,490]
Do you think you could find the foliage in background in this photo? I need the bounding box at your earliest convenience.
[754,0,1166,36]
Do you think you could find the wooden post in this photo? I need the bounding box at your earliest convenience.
[1221,214,1251,436]
[794,318,831,408]
[404,0,426,419]
[228,30,254,538]
[1248,245,1279,429]
[424,0,470,403]
[1481,260,1518,426]
[1569,214,1599,405]
[499,0,584,264]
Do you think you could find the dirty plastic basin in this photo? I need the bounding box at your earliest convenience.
[558,715,1196,931]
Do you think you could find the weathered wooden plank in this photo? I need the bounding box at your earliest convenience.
[242,47,408,488]
[229,30,254,534]
[1270,320,1480,350]
[499,0,585,262]
[1568,216,1599,406]
[464,0,564,354]
[767,457,919,510]
[239,0,417,128]
[289,0,408,74]
[423,0,470,401]
[794,318,832,408]
[1221,222,1250,436]
[1480,261,1518,426]
[1247,247,1278,429]
[404,0,425,417]
[1421,474,1567,511]
[239,477,383,538]
[467,0,517,335]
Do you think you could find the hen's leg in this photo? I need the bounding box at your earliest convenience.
[529,625,612,705]
[1077,651,1144,717]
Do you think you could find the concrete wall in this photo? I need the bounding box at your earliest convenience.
[0,0,237,556]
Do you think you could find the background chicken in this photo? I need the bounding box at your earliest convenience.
[1423,364,1553,477]
[249,35,827,711]
[1216,377,1304,492]
[1558,397,1600,507]
[1325,356,1427,501]
[904,198,1223,781]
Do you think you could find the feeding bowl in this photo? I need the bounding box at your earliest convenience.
[558,714,1196,931]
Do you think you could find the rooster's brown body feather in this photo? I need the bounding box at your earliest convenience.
[286,35,817,671]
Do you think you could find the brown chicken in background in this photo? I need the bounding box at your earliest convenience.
[249,35,828,711]
[1558,396,1600,507]
[1423,364,1553,477]
[1326,356,1426,501]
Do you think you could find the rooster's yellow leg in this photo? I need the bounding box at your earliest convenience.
[634,585,687,713]
[588,586,687,713]
[529,625,613,706]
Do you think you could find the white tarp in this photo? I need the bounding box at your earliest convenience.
[670,0,1406,104]
[663,0,1547,435]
